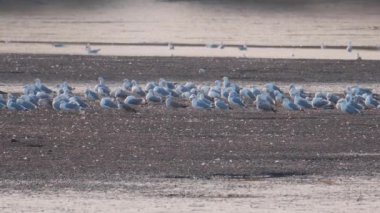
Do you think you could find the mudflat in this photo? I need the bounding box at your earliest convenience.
[0,54,379,212]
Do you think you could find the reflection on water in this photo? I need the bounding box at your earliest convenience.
[0,0,379,46]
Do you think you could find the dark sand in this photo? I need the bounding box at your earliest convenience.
[0,54,379,186]
[1,54,380,83]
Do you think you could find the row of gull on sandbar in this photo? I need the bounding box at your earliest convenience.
[1,77,379,114]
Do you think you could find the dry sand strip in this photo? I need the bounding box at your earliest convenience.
[0,176,379,213]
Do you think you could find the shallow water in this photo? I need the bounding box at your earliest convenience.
[1,0,380,47]
[1,42,380,60]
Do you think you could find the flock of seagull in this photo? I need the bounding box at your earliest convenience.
[1,77,379,114]
[74,41,355,56]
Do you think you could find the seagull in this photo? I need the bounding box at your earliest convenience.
[289,84,308,98]
[206,43,219,48]
[273,90,285,104]
[240,88,256,104]
[36,91,51,101]
[0,94,6,109]
[59,100,81,112]
[159,78,176,90]
[146,89,162,104]
[86,43,101,54]
[95,77,111,97]
[346,41,352,53]
[311,97,334,109]
[153,86,170,97]
[198,93,213,107]
[346,94,365,111]
[282,98,301,111]
[100,97,118,109]
[228,91,245,108]
[85,88,100,101]
[131,80,146,97]
[21,93,39,106]
[53,43,65,48]
[122,79,133,91]
[145,81,157,92]
[35,78,53,94]
[166,96,187,109]
[294,95,313,110]
[208,88,221,99]
[337,99,361,114]
[214,98,230,110]
[265,83,284,97]
[124,95,144,106]
[327,93,340,104]
[190,94,212,110]
[356,53,362,60]
[256,94,276,112]
[239,43,248,51]
[57,81,74,95]
[7,94,26,111]
[168,42,175,50]
[16,98,37,110]
[346,86,372,96]
[363,94,379,109]
[69,96,88,109]
[112,88,130,99]
[218,42,225,49]
[52,95,69,111]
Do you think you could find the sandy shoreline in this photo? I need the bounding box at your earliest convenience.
[1,176,379,213]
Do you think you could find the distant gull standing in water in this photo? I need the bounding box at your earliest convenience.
[238,43,248,51]
[346,41,353,52]
[218,42,225,49]
[168,42,175,50]
[53,43,65,48]
[320,43,325,50]
[86,43,101,54]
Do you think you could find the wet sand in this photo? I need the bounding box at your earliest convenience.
[0,54,380,212]
[1,177,379,213]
